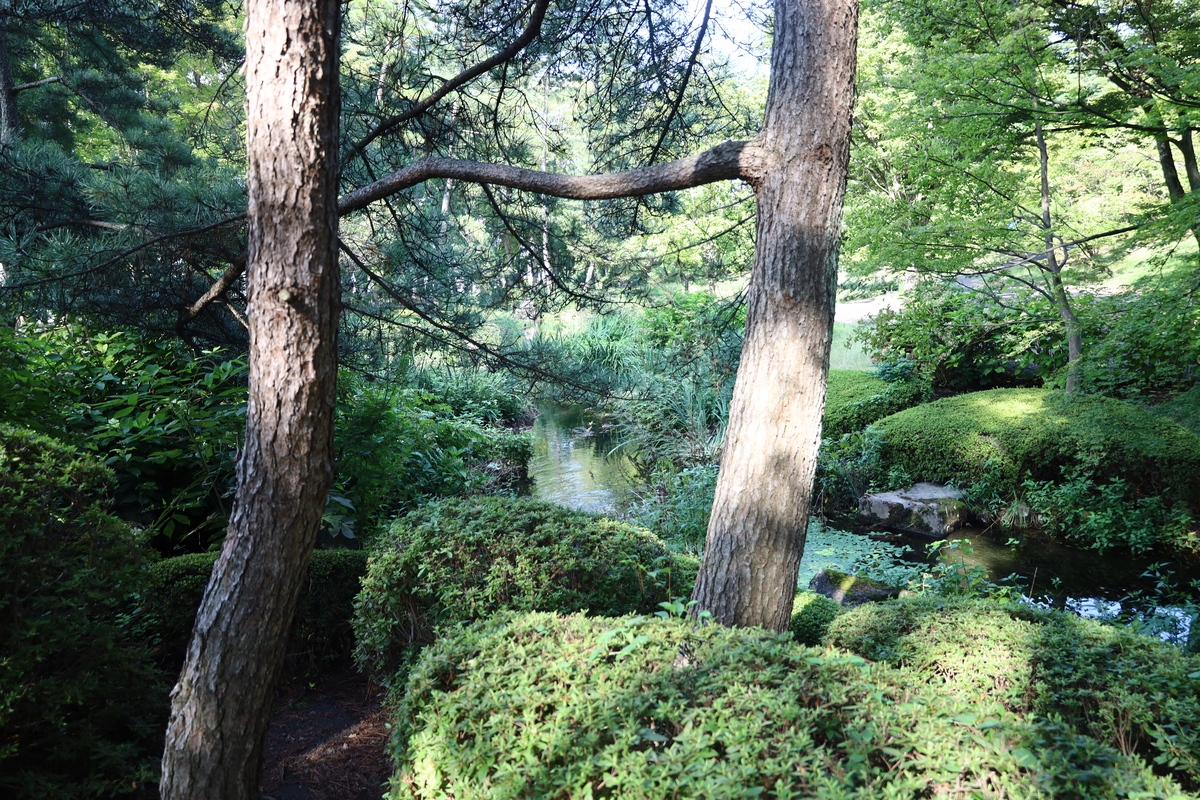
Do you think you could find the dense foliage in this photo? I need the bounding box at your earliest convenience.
[872,389,1200,552]
[143,549,369,677]
[0,326,246,551]
[0,426,165,799]
[857,277,1200,397]
[353,497,699,685]
[386,611,1188,799]
[856,282,1112,391]
[827,597,1200,790]
[332,377,533,542]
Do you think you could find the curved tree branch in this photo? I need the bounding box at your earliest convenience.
[339,138,762,213]
[176,139,762,330]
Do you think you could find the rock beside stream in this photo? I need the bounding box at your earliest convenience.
[808,568,904,607]
[857,482,969,538]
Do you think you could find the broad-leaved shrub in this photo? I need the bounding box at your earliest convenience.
[353,497,698,684]
[334,381,533,541]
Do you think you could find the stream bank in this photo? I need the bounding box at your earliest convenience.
[528,406,1199,644]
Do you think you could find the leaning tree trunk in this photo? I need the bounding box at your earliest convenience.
[159,0,341,796]
[689,0,858,630]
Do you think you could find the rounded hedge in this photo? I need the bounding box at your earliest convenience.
[874,389,1200,506]
[822,369,930,439]
[353,497,699,683]
[0,426,165,799]
[788,590,841,646]
[143,548,369,677]
[386,611,1186,799]
[826,596,1200,790]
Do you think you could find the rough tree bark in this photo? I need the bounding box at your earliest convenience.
[158,0,341,795]
[689,0,859,629]
[164,0,858,784]
[0,29,19,143]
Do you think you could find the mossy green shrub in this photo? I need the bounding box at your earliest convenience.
[873,389,1200,550]
[823,369,931,439]
[789,590,841,645]
[144,549,368,677]
[353,497,698,684]
[1155,384,1200,436]
[386,611,1187,799]
[826,596,1200,790]
[0,426,166,799]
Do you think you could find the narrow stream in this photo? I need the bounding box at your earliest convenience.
[527,404,642,515]
[528,408,1198,643]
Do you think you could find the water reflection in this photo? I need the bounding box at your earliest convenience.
[851,524,1199,645]
[528,404,643,515]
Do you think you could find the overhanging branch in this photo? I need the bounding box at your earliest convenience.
[346,0,552,160]
[175,139,762,330]
[338,139,761,213]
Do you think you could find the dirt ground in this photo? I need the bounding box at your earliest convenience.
[260,670,392,800]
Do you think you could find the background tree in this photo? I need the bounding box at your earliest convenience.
[844,0,1184,390]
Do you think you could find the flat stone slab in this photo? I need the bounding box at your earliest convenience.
[857,482,969,538]
[808,568,903,607]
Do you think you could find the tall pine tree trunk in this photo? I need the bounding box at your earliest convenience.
[690,0,858,629]
[0,29,20,143]
[159,0,341,795]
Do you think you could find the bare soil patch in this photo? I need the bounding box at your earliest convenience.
[261,669,391,800]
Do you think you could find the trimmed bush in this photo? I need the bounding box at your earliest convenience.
[873,389,1200,551]
[0,426,166,799]
[386,611,1186,799]
[826,596,1200,790]
[875,389,1200,498]
[823,369,930,439]
[143,549,369,676]
[788,590,841,645]
[353,497,698,683]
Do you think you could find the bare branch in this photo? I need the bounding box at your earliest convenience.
[33,218,129,232]
[645,0,715,167]
[176,252,247,332]
[339,139,762,214]
[13,76,65,93]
